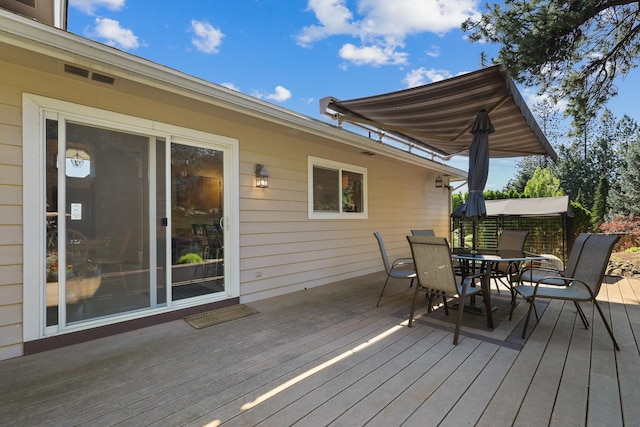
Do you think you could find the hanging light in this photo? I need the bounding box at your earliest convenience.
[254,164,269,188]
[70,149,84,168]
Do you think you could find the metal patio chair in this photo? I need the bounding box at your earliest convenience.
[373,232,415,307]
[406,235,489,345]
[411,229,435,236]
[492,230,529,292]
[513,233,621,350]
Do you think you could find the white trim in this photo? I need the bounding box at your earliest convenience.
[307,156,368,220]
[22,93,240,341]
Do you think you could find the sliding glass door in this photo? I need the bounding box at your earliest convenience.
[43,119,228,330]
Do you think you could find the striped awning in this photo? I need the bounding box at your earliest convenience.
[320,65,557,161]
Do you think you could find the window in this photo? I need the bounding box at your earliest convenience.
[308,156,367,219]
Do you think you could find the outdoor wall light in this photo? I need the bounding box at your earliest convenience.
[435,175,443,188]
[254,164,269,188]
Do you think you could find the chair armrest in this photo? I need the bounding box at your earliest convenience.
[529,275,597,299]
[519,265,563,276]
[461,272,484,287]
[392,257,414,268]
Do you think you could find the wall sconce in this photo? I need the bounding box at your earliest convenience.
[254,164,269,188]
[435,175,443,188]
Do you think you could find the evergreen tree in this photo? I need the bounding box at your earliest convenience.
[591,176,608,230]
[462,0,640,126]
[523,167,564,198]
[608,135,640,217]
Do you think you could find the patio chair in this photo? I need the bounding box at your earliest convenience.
[513,233,621,350]
[492,230,529,292]
[516,233,591,286]
[373,232,416,307]
[510,233,591,321]
[411,229,435,236]
[406,235,489,345]
[92,228,132,286]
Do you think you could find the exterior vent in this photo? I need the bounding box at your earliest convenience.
[91,72,115,85]
[15,0,36,7]
[64,64,89,78]
[361,151,376,156]
[63,64,116,86]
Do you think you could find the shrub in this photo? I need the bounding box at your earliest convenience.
[177,253,204,264]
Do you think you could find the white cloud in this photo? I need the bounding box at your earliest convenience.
[266,86,292,102]
[190,20,224,54]
[69,0,126,15]
[221,82,240,91]
[93,18,139,49]
[253,86,292,103]
[425,45,440,58]
[403,67,452,87]
[339,43,408,66]
[523,88,568,114]
[297,0,481,66]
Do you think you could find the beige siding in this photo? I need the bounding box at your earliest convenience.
[0,81,23,358]
[0,49,453,357]
[238,134,449,302]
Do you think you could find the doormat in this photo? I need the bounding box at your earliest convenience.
[184,304,259,329]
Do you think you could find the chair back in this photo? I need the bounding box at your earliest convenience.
[406,235,458,295]
[114,228,132,262]
[570,233,620,295]
[373,232,393,274]
[564,233,591,276]
[497,230,529,251]
[411,229,435,236]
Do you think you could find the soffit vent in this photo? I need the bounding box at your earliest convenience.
[91,72,116,85]
[15,0,36,7]
[64,64,89,78]
[63,63,116,86]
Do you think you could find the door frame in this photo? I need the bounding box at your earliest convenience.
[22,93,240,341]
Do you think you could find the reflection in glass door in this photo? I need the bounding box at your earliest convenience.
[171,143,225,300]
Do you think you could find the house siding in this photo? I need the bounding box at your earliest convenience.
[0,82,23,358]
[0,37,455,359]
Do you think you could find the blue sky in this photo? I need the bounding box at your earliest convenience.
[66,0,640,192]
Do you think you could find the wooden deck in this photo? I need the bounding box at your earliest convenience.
[1,272,639,426]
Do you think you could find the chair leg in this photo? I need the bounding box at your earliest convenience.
[522,296,536,339]
[376,276,391,307]
[574,301,589,329]
[408,284,422,328]
[453,286,468,345]
[509,289,517,321]
[592,299,620,351]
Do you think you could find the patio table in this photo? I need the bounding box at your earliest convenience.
[451,249,548,329]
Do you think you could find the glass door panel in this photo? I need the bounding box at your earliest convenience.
[46,120,154,326]
[171,143,224,300]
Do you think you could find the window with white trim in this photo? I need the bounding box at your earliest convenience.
[308,156,367,219]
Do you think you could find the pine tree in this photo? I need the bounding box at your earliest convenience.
[608,137,640,216]
[591,176,608,230]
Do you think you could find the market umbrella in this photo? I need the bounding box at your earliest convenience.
[461,110,494,249]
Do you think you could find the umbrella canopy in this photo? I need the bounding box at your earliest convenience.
[461,110,494,220]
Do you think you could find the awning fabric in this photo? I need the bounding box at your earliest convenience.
[320,65,557,161]
[452,196,574,218]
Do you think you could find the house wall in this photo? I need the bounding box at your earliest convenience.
[0,52,451,358]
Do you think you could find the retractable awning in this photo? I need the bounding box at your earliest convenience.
[320,65,557,161]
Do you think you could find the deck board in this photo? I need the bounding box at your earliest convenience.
[0,272,638,426]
